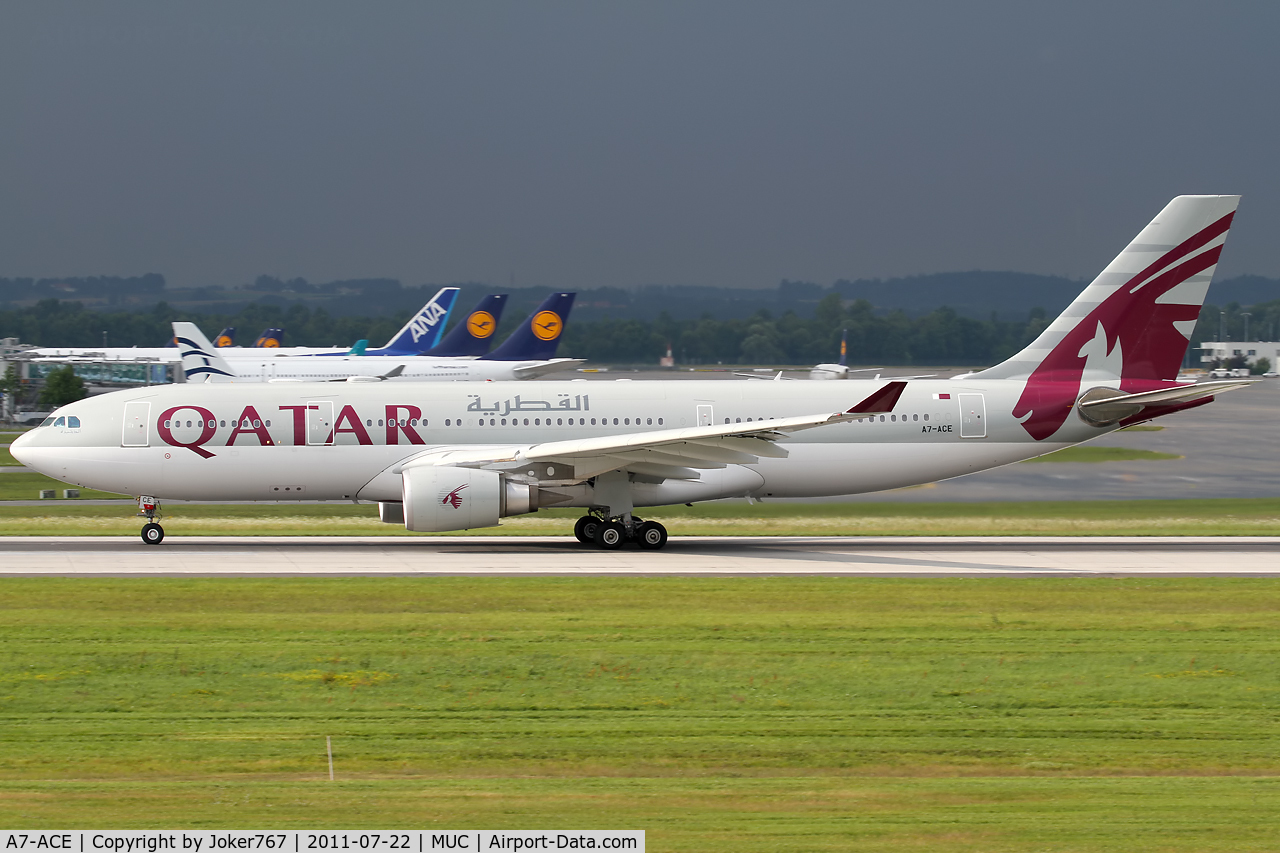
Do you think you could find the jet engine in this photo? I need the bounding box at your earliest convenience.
[395,465,543,532]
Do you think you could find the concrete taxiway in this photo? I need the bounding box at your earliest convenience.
[0,536,1275,576]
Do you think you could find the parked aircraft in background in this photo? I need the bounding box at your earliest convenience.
[173,293,582,383]
[419,294,508,357]
[23,288,462,364]
[811,329,850,379]
[213,328,236,348]
[15,196,1253,551]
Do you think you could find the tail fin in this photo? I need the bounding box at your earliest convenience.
[347,339,369,356]
[423,294,509,356]
[173,322,239,382]
[213,327,236,348]
[378,287,460,354]
[253,328,284,348]
[838,329,848,367]
[483,292,575,361]
[971,194,1240,440]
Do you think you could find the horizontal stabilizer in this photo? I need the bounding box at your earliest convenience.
[511,358,587,379]
[1077,379,1256,425]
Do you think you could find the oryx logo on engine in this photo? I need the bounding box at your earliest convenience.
[440,484,468,509]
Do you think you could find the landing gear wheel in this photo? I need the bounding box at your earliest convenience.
[635,521,668,550]
[574,516,601,544]
[594,520,626,550]
[141,522,165,546]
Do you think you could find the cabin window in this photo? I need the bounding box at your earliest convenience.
[444,419,450,426]
[68,416,81,428]
[253,420,261,428]
[591,418,597,425]
[523,418,529,426]
[220,420,226,427]
[367,419,373,427]
[879,415,885,422]
[647,418,652,425]
[736,418,741,423]
[724,418,730,424]
[658,418,663,425]
[923,414,929,421]
[557,418,563,425]
[501,419,507,426]
[377,419,384,427]
[624,418,630,425]
[489,418,495,426]
[613,418,619,426]
[534,418,541,425]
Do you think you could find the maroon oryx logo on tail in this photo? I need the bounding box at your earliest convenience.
[440,484,468,509]
[1015,210,1234,441]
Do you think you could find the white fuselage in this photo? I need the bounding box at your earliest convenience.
[199,355,574,383]
[13,378,1111,507]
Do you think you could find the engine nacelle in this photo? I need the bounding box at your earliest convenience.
[400,466,542,532]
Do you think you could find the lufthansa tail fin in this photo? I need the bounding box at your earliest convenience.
[213,327,236,348]
[970,195,1241,440]
[423,294,509,356]
[253,328,284,348]
[174,322,239,383]
[378,287,460,354]
[482,292,575,361]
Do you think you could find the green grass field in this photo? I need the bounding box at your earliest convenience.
[3,497,1280,537]
[0,578,1277,849]
[1021,446,1181,463]
[0,472,127,500]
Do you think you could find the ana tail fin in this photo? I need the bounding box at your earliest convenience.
[174,322,239,382]
[423,294,509,356]
[379,287,460,354]
[483,292,575,361]
[971,194,1241,440]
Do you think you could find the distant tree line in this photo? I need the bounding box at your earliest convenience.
[4,296,1279,367]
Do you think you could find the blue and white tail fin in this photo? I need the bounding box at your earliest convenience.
[253,328,285,348]
[482,292,575,361]
[377,287,460,354]
[838,329,848,367]
[213,327,236,348]
[174,322,239,382]
[423,294,508,356]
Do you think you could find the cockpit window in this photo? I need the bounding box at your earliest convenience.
[53,416,65,427]
[40,417,55,427]
[68,416,81,428]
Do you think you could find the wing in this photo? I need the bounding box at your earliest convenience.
[400,381,907,483]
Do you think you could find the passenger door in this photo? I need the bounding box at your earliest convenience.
[306,401,335,445]
[121,401,150,447]
[958,393,986,438]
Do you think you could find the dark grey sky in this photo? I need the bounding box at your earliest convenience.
[3,2,1278,290]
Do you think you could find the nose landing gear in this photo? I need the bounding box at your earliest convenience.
[138,496,164,545]
[573,512,668,550]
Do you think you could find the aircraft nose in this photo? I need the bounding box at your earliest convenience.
[9,430,34,467]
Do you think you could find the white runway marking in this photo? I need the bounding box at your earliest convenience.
[0,536,1276,575]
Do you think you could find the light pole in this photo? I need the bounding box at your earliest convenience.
[1242,312,1252,342]
[1219,311,1226,342]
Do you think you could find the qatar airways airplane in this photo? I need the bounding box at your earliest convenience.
[13,196,1253,550]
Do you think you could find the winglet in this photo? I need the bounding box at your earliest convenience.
[846,381,907,414]
[347,339,369,356]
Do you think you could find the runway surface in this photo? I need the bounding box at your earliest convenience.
[1,535,1277,576]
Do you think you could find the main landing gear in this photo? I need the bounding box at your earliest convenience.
[573,513,668,550]
[138,496,164,545]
